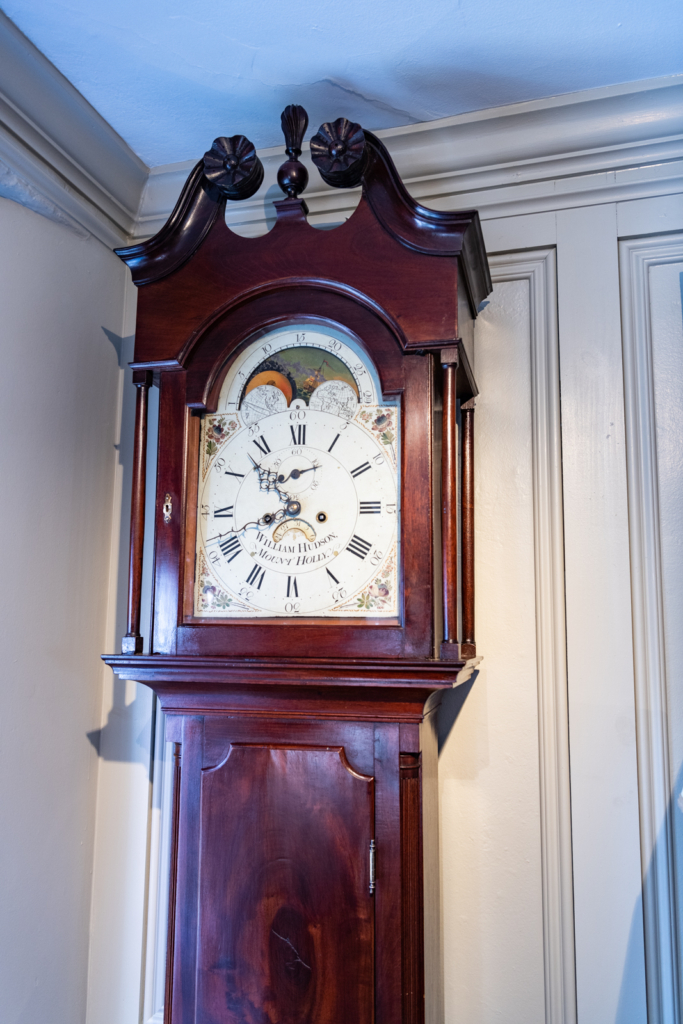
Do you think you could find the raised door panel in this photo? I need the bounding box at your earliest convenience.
[195,741,374,1024]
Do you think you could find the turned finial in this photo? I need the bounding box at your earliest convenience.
[277,105,310,199]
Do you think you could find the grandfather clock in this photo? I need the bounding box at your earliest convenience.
[104,105,491,1024]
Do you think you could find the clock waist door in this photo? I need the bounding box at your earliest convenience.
[169,716,376,1024]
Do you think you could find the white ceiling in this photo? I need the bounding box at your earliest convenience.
[3,0,682,168]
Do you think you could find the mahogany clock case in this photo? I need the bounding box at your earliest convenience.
[102,110,492,1024]
[164,712,439,1024]
[162,299,437,662]
[114,139,488,664]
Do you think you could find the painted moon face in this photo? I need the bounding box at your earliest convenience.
[309,379,359,420]
[244,370,293,404]
[240,385,288,425]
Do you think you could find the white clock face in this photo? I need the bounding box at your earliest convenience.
[194,324,400,619]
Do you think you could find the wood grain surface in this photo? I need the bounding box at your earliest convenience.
[197,740,373,1023]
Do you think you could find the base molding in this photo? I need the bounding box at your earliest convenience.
[103,653,465,687]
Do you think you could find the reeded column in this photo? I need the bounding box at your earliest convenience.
[461,398,476,658]
[440,347,459,656]
[122,369,153,655]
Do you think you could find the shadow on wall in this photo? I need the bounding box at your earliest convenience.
[102,327,133,369]
[616,889,647,1024]
[101,327,144,665]
[437,671,478,753]
[87,676,154,769]
[615,760,683,1024]
[87,326,157,770]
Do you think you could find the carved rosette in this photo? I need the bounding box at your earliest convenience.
[311,118,366,188]
[277,104,310,199]
[203,135,264,201]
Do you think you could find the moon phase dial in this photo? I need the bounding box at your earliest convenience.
[217,325,378,416]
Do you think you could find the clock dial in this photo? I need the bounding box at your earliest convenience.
[216,325,377,413]
[195,324,399,619]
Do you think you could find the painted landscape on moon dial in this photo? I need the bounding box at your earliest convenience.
[241,347,359,407]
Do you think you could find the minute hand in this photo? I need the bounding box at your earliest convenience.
[277,465,319,483]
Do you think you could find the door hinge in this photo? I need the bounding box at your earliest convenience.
[369,839,376,895]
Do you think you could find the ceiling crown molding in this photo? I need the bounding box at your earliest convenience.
[0,10,147,245]
[138,75,683,240]
[0,9,680,249]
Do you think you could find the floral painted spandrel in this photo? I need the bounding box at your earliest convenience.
[201,415,240,480]
[338,544,398,615]
[355,406,398,470]
[195,552,250,615]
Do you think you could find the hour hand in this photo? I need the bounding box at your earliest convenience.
[248,454,287,499]
[205,507,282,544]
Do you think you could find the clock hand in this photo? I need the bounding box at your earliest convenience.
[205,507,286,545]
[248,453,290,502]
[277,463,320,483]
[204,491,304,546]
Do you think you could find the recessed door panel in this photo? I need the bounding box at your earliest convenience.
[196,743,374,1024]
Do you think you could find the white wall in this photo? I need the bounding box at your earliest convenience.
[650,251,683,1018]
[438,197,683,1024]
[619,232,683,1023]
[440,268,548,1022]
[85,306,158,1024]
[0,197,128,1023]
[0,52,682,1024]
